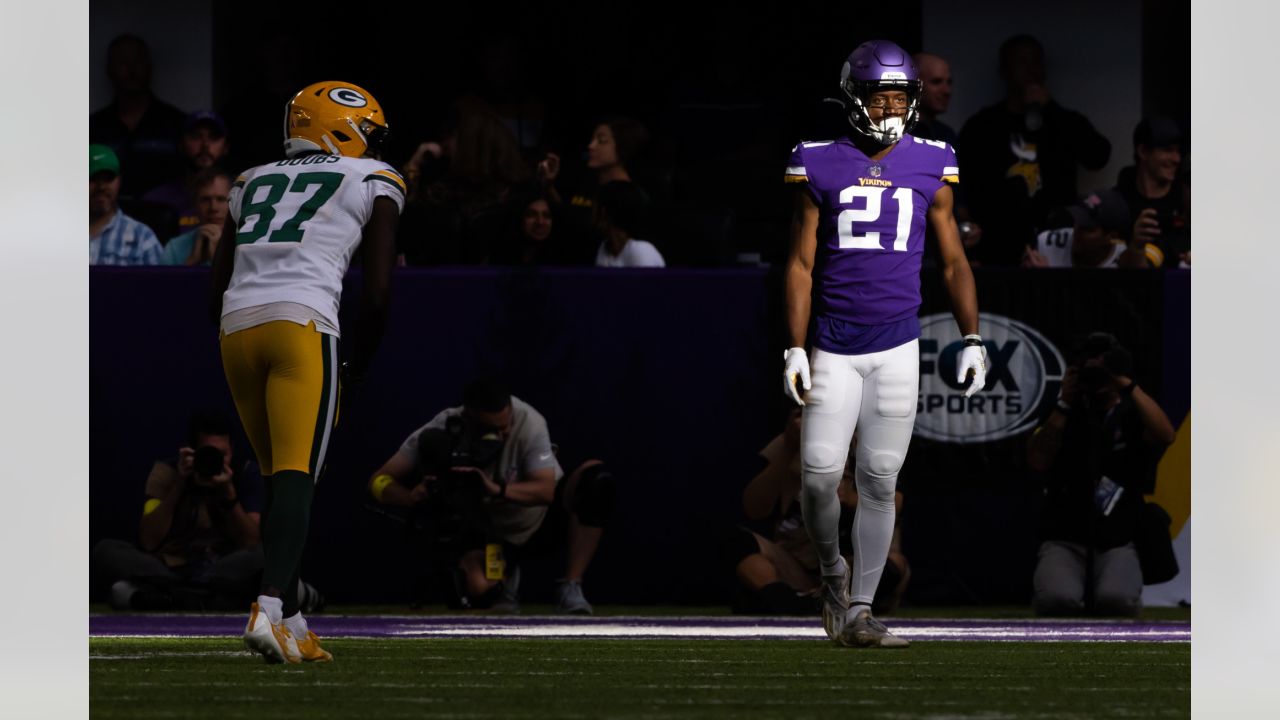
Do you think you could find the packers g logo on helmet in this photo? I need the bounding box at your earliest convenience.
[327,87,368,108]
[284,81,389,159]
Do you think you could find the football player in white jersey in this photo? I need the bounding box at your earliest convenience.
[211,81,405,664]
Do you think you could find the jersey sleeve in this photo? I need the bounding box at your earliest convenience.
[940,143,959,185]
[362,163,407,215]
[228,173,248,224]
[784,143,820,204]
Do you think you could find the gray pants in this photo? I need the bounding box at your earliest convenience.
[91,538,264,607]
[1032,540,1142,617]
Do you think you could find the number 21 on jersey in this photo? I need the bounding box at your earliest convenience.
[236,171,344,245]
[837,185,913,252]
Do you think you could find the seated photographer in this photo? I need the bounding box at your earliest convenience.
[92,411,270,610]
[1026,333,1176,617]
[723,410,909,616]
[368,379,613,614]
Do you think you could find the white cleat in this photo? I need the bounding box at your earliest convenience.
[839,608,910,648]
[243,602,302,664]
[819,558,850,643]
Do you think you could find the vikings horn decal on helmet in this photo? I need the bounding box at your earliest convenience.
[839,41,921,145]
[283,81,391,158]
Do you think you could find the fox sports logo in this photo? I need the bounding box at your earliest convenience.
[915,313,1064,444]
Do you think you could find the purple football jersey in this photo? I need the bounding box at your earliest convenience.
[785,134,959,326]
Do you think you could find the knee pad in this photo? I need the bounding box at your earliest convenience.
[801,442,844,475]
[571,463,615,528]
[718,527,762,568]
[862,451,904,479]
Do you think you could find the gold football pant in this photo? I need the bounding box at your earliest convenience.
[220,320,339,478]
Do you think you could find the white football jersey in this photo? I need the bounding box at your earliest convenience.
[222,154,406,331]
[1034,227,1124,268]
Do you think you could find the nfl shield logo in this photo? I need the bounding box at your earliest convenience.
[868,164,883,178]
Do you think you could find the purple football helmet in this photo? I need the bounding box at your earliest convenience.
[839,40,921,145]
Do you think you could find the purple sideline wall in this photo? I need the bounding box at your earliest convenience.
[90,267,1189,606]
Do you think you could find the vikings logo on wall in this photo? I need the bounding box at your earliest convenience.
[915,313,1064,444]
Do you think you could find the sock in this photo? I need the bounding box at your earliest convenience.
[284,612,309,640]
[800,469,844,573]
[849,465,897,606]
[283,566,303,619]
[261,470,314,608]
[848,602,871,620]
[257,595,283,624]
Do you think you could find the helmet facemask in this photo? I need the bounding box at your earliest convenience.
[840,72,922,146]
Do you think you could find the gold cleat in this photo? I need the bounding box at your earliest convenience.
[242,602,302,664]
[295,630,333,662]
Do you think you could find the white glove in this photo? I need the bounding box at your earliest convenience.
[783,347,811,406]
[958,336,988,398]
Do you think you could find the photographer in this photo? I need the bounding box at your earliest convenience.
[1026,333,1175,616]
[369,379,613,614]
[92,411,268,610]
[724,410,909,616]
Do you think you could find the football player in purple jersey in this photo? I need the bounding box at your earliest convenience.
[782,40,987,648]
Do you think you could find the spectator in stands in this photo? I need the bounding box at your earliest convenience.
[1026,333,1175,617]
[399,109,531,264]
[143,111,232,240]
[160,168,232,266]
[1022,190,1147,268]
[89,410,316,611]
[543,117,651,257]
[959,34,1111,266]
[724,410,909,615]
[912,51,982,257]
[911,52,959,147]
[368,379,614,614]
[1113,116,1189,269]
[489,187,577,266]
[593,180,665,268]
[90,144,162,266]
[89,34,186,198]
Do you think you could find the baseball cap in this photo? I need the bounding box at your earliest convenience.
[184,110,228,136]
[1067,190,1131,236]
[90,144,120,177]
[1133,116,1183,149]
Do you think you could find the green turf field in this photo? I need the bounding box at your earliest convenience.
[91,638,1189,719]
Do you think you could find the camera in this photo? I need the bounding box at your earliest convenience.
[193,446,225,479]
[405,416,506,553]
[1070,333,1133,395]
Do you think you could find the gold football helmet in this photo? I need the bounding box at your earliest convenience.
[283,81,389,158]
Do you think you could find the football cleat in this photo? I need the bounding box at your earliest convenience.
[839,608,910,648]
[283,81,390,159]
[819,558,850,643]
[295,630,334,663]
[243,602,301,664]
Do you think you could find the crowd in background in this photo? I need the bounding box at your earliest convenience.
[89,32,1190,272]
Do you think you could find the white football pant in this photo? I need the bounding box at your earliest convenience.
[800,340,917,606]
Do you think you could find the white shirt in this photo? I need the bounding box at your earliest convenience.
[221,154,406,335]
[1034,228,1125,268]
[595,238,665,268]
